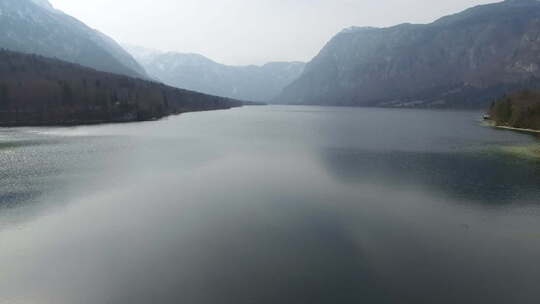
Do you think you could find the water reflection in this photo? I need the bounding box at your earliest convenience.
[1,106,540,304]
[320,148,540,205]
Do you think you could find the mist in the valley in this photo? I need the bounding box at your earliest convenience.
[48,0,498,65]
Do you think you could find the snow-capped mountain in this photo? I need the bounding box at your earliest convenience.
[0,0,147,78]
[125,45,305,102]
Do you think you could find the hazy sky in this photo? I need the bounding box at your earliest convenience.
[48,0,499,65]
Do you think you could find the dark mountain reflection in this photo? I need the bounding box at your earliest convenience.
[320,148,540,205]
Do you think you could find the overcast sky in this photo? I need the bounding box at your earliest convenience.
[48,0,499,66]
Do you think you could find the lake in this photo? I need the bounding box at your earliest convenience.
[1,106,540,304]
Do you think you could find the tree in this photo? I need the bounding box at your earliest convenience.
[493,98,513,125]
[61,82,73,106]
[162,90,169,109]
[0,84,9,109]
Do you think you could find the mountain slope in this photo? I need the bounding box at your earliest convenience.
[0,0,147,78]
[0,49,241,126]
[278,0,540,108]
[126,46,305,102]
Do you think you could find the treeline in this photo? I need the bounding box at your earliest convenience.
[0,49,242,126]
[489,90,540,130]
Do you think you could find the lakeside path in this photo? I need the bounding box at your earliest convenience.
[496,125,540,134]
[482,119,540,135]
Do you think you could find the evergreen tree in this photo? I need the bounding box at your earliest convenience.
[493,98,513,124]
[61,82,73,106]
[0,84,9,109]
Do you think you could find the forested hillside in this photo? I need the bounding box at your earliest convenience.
[0,49,242,126]
[126,46,305,102]
[489,90,540,131]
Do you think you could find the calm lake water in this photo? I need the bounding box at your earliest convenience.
[1,106,540,304]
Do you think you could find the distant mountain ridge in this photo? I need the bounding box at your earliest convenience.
[0,0,147,78]
[126,45,305,102]
[277,0,540,108]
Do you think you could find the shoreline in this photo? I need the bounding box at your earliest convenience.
[483,119,540,135]
[0,106,241,128]
[495,127,540,159]
[481,119,540,159]
[495,125,540,134]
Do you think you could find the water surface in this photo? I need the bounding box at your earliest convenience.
[1,106,540,304]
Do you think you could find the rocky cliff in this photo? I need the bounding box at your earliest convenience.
[278,0,540,108]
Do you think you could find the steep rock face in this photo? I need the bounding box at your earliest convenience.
[278,0,540,108]
[126,46,305,102]
[0,0,147,78]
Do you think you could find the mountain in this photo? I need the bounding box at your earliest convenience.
[0,49,241,126]
[126,45,305,102]
[0,0,147,78]
[277,0,540,108]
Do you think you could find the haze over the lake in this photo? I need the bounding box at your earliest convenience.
[4,0,540,302]
[48,0,498,65]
